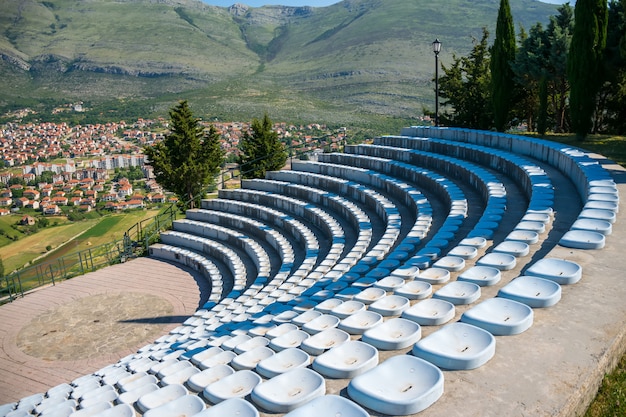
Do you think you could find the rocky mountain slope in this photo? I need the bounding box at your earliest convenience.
[0,0,557,123]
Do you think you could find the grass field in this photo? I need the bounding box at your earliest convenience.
[0,215,25,246]
[528,133,626,168]
[1,219,100,273]
[0,209,162,274]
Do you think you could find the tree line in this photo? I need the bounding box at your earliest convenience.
[144,100,287,209]
[436,0,625,139]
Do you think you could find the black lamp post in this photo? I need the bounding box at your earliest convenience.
[432,38,442,127]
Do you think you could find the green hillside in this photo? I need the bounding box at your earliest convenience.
[0,0,558,126]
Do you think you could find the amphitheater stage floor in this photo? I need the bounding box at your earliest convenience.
[0,258,209,403]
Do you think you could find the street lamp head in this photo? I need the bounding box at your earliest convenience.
[432,38,442,55]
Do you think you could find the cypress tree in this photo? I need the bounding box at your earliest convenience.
[491,0,517,132]
[568,0,608,139]
[238,113,287,179]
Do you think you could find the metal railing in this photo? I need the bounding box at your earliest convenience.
[1,239,126,303]
[122,203,178,259]
[0,205,179,304]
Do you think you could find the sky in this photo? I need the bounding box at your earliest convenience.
[202,0,569,7]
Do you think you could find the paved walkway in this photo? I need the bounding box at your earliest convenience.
[0,258,209,403]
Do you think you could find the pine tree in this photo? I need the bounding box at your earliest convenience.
[491,0,517,132]
[568,0,608,139]
[144,100,224,209]
[238,113,287,179]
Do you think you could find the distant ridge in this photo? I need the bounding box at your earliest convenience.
[0,0,557,123]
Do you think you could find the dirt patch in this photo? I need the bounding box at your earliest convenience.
[16,292,173,361]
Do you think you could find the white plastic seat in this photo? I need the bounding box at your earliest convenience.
[394,280,432,300]
[302,314,340,334]
[362,317,421,350]
[415,268,450,284]
[266,323,299,339]
[461,298,534,335]
[390,265,421,280]
[269,330,310,351]
[433,281,481,305]
[412,322,496,370]
[282,395,368,417]
[157,360,193,379]
[579,208,616,223]
[117,372,157,393]
[231,346,274,371]
[353,287,387,305]
[525,258,583,285]
[186,364,235,392]
[348,355,444,415]
[203,370,262,404]
[221,334,251,351]
[190,398,258,417]
[457,266,501,287]
[198,350,237,370]
[497,276,562,308]
[136,384,188,413]
[273,309,300,323]
[314,298,343,313]
[330,300,366,319]
[256,348,311,378]
[251,368,326,413]
[459,236,487,248]
[505,230,539,244]
[233,337,270,354]
[117,382,158,405]
[515,221,546,233]
[90,404,135,417]
[402,299,455,326]
[559,230,606,249]
[247,323,278,338]
[48,383,73,398]
[433,256,466,272]
[373,275,405,291]
[312,341,379,379]
[69,402,111,417]
[368,295,410,316]
[161,365,200,386]
[477,253,517,271]
[300,328,351,356]
[142,395,205,417]
[447,245,478,260]
[38,400,76,417]
[570,218,612,235]
[492,241,530,257]
[338,310,384,335]
[291,310,322,327]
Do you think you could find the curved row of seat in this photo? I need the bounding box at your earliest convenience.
[2,127,619,417]
[287,161,431,261]
[185,209,296,287]
[160,231,248,296]
[173,219,272,282]
[401,127,618,249]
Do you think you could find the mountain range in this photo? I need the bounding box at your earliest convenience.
[0,0,558,127]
